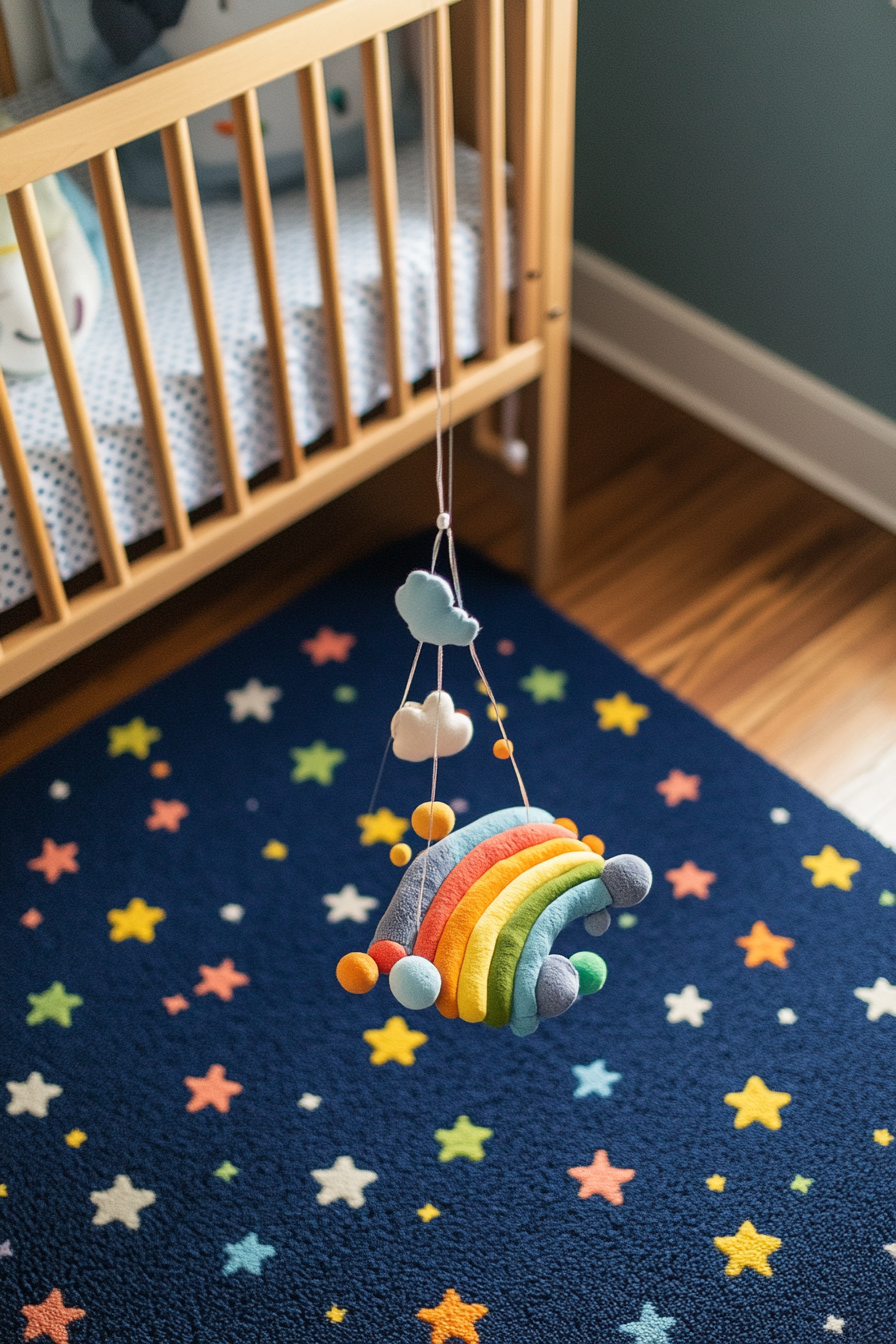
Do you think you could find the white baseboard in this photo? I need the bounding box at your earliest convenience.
[570,244,896,535]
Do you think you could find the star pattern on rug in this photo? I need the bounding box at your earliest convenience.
[90,1174,156,1229]
[21,1289,86,1343]
[0,1240,11,1256]
[873,1129,893,1145]
[27,839,79,884]
[323,883,379,923]
[20,908,44,928]
[226,678,282,722]
[791,1174,813,1193]
[194,959,250,1001]
[656,769,701,806]
[311,1155,377,1208]
[519,665,567,703]
[363,1016,428,1065]
[664,984,713,1026]
[146,799,189,832]
[65,1129,87,1148]
[724,1076,791,1129]
[567,1149,635,1204]
[777,1007,798,1025]
[162,993,190,1015]
[854,977,896,1021]
[27,981,82,1027]
[301,627,357,665]
[107,717,161,759]
[665,860,716,899]
[736,920,794,969]
[618,1301,676,1342]
[356,807,409,845]
[262,839,288,859]
[215,1161,239,1182]
[594,692,650,735]
[418,1203,441,1222]
[223,1232,276,1275]
[6,1072,62,1117]
[884,1243,896,1261]
[572,1058,621,1098]
[706,1174,726,1192]
[299,1093,322,1111]
[801,845,860,889]
[108,898,166,943]
[823,1318,845,1334]
[184,1064,244,1113]
[417,1289,488,1344]
[713,1220,781,1276]
[49,779,70,799]
[291,741,346,785]
[435,1115,493,1162]
[326,1305,347,1322]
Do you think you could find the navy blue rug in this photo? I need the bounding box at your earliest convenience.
[1,539,893,1344]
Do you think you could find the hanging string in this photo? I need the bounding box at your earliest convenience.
[415,643,444,927]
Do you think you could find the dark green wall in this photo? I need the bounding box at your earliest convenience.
[574,0,896,419]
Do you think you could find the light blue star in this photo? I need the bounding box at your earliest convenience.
[572,1058,621,1099]
[619,1302,676,1343]
[222,1232,276,1276]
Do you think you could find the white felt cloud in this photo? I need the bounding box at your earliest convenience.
[391,690,473,762]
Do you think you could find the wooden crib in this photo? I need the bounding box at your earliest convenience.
[0,0,576,698]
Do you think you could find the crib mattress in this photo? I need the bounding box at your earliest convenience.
[0,139,489,613]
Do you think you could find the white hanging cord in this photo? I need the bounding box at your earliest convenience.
[469,640,530,819]
[366,639,425,815]
[415,642,444,926]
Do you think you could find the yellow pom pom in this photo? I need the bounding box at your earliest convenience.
[493,739,513,759]
[390,843,412,866]
[336,952,379,994]
[554,817,578,837]
[582,834,605,855]
[411,801,456,840]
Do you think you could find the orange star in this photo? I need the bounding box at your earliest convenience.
[27,840,79,884]
[417,1289,488,1344]
[146,799,189,832]
[162,994,190,1015]
[736,920,794,969]
[22,1289,86,1343]
[665,859,716,899]
[567,1149,635,1204]
[301,627,357,665]
[194,959,250,1001]
[656,769,701,806]
[20,908,44,928]
[184,1064,243,1113]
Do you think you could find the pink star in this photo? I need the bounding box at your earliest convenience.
[184,1063,243,1113]
[194,958,250,1001]
[301,626,357,666]
[27,839,79,884]
[162,993,190,1015]
[656,769,701,806]
[146,799,189,832]
[666,860,717,899]
[567,1149,635,1204]
[20,908,44,929]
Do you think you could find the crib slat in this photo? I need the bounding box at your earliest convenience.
[6,184,130,589]
[361,34,409,418]
[231,90,302,479]
[297,62,358,447]
[421,6,460,386]
[89,150,191,551]
[161,118,248,514]
[505,0,545,342]
[0,367,69,623]
[475,0,508,359]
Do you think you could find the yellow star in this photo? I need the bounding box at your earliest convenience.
[262,840,288,860]
[873,1129,893,1146]
[107,897,166,943]
[107,717,161,759]
[356,808,409,846]
[724,1075,791,1130]
[363,1015,428,1065]
[714,1220,781,1276]
[706,1174,726,1192]
[64,1129,87,1149]
[417,1203,441,1222]
[0,1184,7,1197]
[594,692,650,736]
[801,845,860,890]
[325,1305,347,1323]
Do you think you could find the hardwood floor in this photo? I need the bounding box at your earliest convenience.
[3,348,895,848]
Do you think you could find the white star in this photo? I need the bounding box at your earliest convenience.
[311,1155,377,1209]
[225,678,282,723]
[664,984,713,1027]
[823,1318,844,1334]
[322,884,379,924]
[777,1007,798,1025]
[90,1174,156,1230]
[298,1093,322,1111]
[884,1243,896,1261]
[49,779,70,799]
[6,1072,62,1118]
[854,977,896,1022]
[220,903,245,923]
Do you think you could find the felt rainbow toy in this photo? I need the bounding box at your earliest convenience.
[337,806,651,1035]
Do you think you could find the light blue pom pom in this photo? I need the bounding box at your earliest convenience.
[389,955,442,1010]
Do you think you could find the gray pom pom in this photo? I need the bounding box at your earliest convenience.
[584,907,611,936]
[602,854,652,907]
[535,954,580,1018]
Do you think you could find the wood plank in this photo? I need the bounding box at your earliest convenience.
[475,0,507,359]
[421,6,460,385]
[505,0,544,341]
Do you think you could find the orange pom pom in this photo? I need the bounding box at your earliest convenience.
[390,843,412,866]
[493,739,513,759]
[411,801,455,840]
[554,817,579,837]
[582,834,605,855]
[336,952,379,994]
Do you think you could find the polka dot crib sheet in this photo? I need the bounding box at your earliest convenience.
[0,136,493,612]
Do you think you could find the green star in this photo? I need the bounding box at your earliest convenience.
[290,741,346,786]
[435,1114,493,1162]
[333,685,358,703]
[26,981,83,1028]
[215,1161,239,1182]
[617,912,638,928]
[790,1174,813,1194]
[518,666,567,704]
[880,890,895,907]
[107,716,161,759]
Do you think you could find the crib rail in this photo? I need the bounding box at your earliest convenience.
[0,0,575,701]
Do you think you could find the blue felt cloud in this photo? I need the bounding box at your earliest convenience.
[394,571,480,646]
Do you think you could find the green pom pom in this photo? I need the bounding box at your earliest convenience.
[570,950,607,995]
